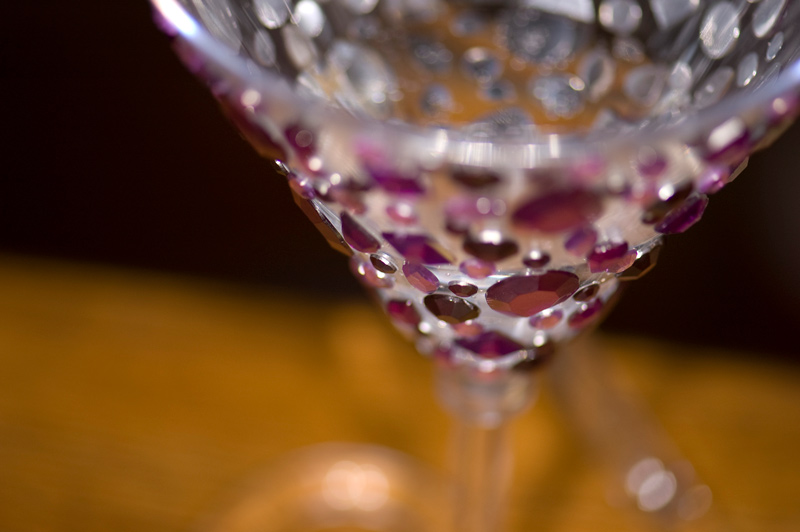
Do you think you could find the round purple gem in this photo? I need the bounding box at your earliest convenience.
[512,189,603,233]
[655,195,709,234]
[386,300,421,326]
[618,244,661,281]
[386,202,418,225]
[460,258,496,279]
[368,165,425,194]
[564,226,598,256]
[454,331,523,358]
[641,182,694,225]
[452,320,483,337]
[573,284,599,302]
[370,254,397,274]
[341,212,380,253]
[451,167,502,188]
[485,271,579,317]
[523,251,551,269]
[588,242,637,273]
[463,234,519,262]
[697,165,731,195]
[529,309,563,329]
[350,257,393,288]
[384,233,451,265]
[424,294,480,324]
[403,262,439,293]
[568,299,604,329]
[449,282,479,297]
[284,124,315,160]
[636,149,668,178]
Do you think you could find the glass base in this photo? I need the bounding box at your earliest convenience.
[201,443,447,532]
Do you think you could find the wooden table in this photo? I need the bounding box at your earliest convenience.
[1,255,798,532]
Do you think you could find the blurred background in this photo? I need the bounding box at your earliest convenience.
[2,3,800,532]
[3,1,800,359]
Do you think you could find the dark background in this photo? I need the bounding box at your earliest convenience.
[3,2,799,359]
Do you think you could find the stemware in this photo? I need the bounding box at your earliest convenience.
[150,0,800,530]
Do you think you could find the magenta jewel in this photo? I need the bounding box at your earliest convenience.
[341,212,380,253]
[368,165,425,194]
[449,282,479,297]
[618,244,661,281]
[636,150,668,178]
[451,167,502,188]
[455,331,523,358]
[383,233,450,264]
[568,299,604,329]
[403,262,439,293]
[463,234,519,262]
[523,251,551,269]
[529,309,563,329]
[485,271,579,317]
[370,254,397,274]
[386,202,418,225]
[459,258,495,279]
[386,300,421,326]
[564,226,598,256]
[642,182,694,224]
[587,242,637,273]
[655,195,709,234]
[424,294,480,324]
[697,165,732,194]
[452,320,483,337]
[284,124,315,159]
[512,189,602,233]
[573,284,599,301]
[350,257,393,288]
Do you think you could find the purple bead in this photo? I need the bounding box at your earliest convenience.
[618,244,661,281]
[350,257,393,288]
[451,167,502,188]
[459,258,495,279]
[697,166,732,195]
[449,282,479,297]
[568,299,604,329]
[564,226,598,256]
[383,233,451,264]
[284,124,316,160]
[512,189,603,233]
[636,149,668,178]
[573,284,599,302]
[587,242,637,273]
[523,251,551,269]
[370,254,397,274]
[403,262,439,293]
[463,234,519,262]
[641,182,694,225]
[341,212,380,253]
[455,331,524,358]
[529,309,563,329]
[386,300,421,326]
[655,195,709,234]
[485,271,579,317]
[424,294,480,324]
[368,165,425,194]
[705,118,750,165]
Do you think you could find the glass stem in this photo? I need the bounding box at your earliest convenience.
[436,366,536,532]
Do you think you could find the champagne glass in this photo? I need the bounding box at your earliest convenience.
[150,0,800,530]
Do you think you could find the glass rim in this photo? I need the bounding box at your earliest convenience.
[152,0,800,160]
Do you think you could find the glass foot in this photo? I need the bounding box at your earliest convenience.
[200,443,447,532]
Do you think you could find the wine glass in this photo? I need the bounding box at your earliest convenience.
[150,0,800,530]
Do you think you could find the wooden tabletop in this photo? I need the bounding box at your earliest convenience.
[1,254,798,532]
